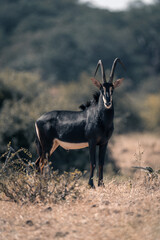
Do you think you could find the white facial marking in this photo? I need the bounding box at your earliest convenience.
[104,103,112,109]
[103,96,107,104]
[103,96,112,109]
[110,87,112,95]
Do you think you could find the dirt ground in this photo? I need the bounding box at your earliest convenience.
[0,133,160,240]
[110,133,160,173]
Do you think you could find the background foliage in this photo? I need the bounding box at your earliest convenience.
[0,0,160,170]
[0,0,160,84]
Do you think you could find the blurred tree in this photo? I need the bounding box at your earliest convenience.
[0,70,50,153]
[0,0,159,86]
[141,93,160,130]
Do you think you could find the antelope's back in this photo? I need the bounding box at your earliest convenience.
[36,110,88,143]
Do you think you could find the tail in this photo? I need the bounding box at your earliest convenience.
[35,122,42,171]
[35,121,50,174]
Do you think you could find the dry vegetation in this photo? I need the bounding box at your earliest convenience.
[0,133,160,240]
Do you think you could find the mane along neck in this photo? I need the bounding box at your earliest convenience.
[79,91,100,111]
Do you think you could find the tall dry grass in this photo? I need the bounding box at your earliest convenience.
[0,146,85,204]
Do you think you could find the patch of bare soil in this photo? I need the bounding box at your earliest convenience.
[110,133,160,173]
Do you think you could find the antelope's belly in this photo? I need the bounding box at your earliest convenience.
[55,139,89,150]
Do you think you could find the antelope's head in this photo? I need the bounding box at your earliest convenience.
[91,58,125,109]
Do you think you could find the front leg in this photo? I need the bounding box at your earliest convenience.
[88,141,96,188]
[98,143,107,186]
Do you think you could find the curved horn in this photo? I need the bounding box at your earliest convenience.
[109,58,125,83]
[94,60,106,83]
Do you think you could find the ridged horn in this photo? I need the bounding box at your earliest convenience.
[94,60,106,83]
[109,58,125,83]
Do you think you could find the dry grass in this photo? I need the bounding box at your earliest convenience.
[0,159,83,204]
[0,133,160,240]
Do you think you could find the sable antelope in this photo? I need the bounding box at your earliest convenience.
[35,58,125,187]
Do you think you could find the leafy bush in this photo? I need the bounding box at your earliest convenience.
[0,70,51,153]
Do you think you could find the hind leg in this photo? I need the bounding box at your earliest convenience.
[41,152,50,176]
[39,152,49,174]
[39,139,59,174]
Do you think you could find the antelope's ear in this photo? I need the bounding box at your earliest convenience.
[91,78,102,89]
[113,78,124,89]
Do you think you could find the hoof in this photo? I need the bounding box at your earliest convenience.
[98,180,105,187]
[88,184,95,189]
[88,179,95,189]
